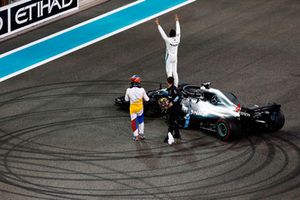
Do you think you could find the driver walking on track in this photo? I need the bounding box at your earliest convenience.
[155,14,181,87]
[164,76,181,144]
[125,75,149,141]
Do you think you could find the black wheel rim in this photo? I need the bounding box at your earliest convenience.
[218,122,228,137]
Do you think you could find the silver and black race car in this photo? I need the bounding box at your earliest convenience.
[115,82,285,141]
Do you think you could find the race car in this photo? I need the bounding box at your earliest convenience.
[115,82,285,141]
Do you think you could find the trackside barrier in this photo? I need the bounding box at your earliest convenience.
[0,0,78,38]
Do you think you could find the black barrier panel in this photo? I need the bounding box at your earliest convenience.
[0,9,8,36]
[10,0,77,31]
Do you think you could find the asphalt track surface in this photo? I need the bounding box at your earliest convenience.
[0,0,300,199]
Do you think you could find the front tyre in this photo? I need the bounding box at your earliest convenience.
[216,119,241,141]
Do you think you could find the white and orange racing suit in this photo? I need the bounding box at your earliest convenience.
[125,86,149,137]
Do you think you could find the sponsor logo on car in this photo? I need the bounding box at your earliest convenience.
[240,111,251,117]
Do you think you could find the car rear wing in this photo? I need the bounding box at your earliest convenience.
[240,103,281,118]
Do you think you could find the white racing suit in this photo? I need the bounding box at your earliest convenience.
[158,21,181,87]
[125,86,149,137]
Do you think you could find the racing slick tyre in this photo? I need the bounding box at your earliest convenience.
[269,110,285,131]
[216,119,241,141]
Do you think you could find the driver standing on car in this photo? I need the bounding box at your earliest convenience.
[125,75,149,141]
[155,14,181,87]
[164,76,181,144]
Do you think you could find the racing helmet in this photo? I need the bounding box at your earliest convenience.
[130,75,141,87]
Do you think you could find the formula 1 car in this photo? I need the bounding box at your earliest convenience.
[115,82,285,141]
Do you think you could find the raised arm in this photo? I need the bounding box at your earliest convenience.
[155,18,168,41]
[175,14,180,37]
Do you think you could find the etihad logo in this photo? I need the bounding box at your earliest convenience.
[0,10,8,35]
[0,17,3,30]
[13,0,75,25]
[0,0,78,37]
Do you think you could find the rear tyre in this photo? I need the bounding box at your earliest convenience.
[216,119,241,141]
[269,110,285,131]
